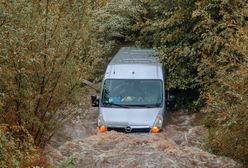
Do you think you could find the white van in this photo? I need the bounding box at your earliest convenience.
[91,47,175,133]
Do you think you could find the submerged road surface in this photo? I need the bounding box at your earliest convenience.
[45,107,241,168]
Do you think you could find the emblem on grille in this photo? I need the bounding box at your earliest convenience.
[125,126,132,133]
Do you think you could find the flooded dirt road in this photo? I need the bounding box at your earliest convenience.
[45,107,241,168]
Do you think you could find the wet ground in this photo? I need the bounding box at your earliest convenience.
[45,107,242,168]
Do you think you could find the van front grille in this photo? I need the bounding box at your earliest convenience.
[107,127,150,133]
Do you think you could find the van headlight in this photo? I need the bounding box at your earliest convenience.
[98,114,107,133]
[151,115,163,133]
[98,114,105,127]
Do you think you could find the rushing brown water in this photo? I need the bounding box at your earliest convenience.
[45,108,242,168]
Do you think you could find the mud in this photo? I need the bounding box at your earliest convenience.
[45,108,242,168]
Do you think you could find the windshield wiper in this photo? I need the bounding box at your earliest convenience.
[104,103,130,108]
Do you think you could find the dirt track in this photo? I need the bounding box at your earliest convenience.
[45,107,241,168]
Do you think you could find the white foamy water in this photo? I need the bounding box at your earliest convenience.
[45,108,242,168]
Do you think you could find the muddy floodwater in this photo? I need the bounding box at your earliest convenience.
[45,107,242,168]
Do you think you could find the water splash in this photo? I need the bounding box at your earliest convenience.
[45,108,242,168]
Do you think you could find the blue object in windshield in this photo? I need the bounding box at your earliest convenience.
[109,97,121,103]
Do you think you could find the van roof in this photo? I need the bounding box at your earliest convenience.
[105,47,164,80]
[110,47,159,65]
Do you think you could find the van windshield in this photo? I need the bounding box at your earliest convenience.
[102,79,163,108]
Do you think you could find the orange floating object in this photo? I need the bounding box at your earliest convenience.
[151,127,160,133]
[99,126,107,133]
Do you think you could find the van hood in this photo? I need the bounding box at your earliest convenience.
[100,107,162,128]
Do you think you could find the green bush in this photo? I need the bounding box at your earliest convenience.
[203,25,248,165]
[204,64,248,165]
[0,125,40,168]
[58,155,79,168]
[195,0,248,165]
[0,0,107,146]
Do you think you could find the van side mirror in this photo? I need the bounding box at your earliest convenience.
[166,95,176,108]
[91,95,99,107]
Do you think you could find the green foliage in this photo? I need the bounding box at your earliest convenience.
[91,0,144,42]
[0,125,40,168]
[58,155,79,168]
[0,0,109,146]
[196,0,248,165]
[178,0,248,164]
[204,64,248,165]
